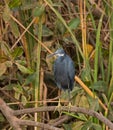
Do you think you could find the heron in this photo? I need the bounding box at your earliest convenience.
[48,49,75,109]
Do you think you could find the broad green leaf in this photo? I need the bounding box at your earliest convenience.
[16,72,24,84]
[15,63,33,74]
[63,124,72,130]
[34,24,53,37]
[88,97,99,111]
[77,113,88,121]
[55,19,66,35]
[11,47,23,59]
[15,60,26,65]
[68,18,80,30]
[0,63,7,76]
[13,83,23,94]
[81,121,92,130]
[42,25,53,37]
[9,19,20,38]
[90,81,107,92]
[81,67,91,82]
[9,0,21,9]
[0,40,11,56]
[33,5,45,17]
[72,121,84,130]
[24,73,36,85]
[71,87,82,97]
[3,5,11,22]
[92,123,102,130]
[63,112,87,121]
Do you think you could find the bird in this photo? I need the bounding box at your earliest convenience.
[48,48,75,109]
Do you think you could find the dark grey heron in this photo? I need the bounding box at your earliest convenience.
[48,49,75,108]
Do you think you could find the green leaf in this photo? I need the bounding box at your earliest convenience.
[90,81,107,92]
[24,73,36,85]
[81,121,92,130]
[11,47,23,59]
[63,112,87,121]
[13,83,23,94]
[15,60,26,65]
[3,5,11,22]
[72,121,84,130]
[42,25,53,37]
[68,18,80,30]
[9,19,20,38]
[9,0,21,9]
[15,63,33,74]
[0,40,11,56]
[81,67,91,82]
[55,19,66,35]
[92,123,102,130]
[77,113,88,121]
[63,124,72,130]
[88,97,99,111]
[33,5,45,17]
[14,84,23,100]
[0,63,7,76]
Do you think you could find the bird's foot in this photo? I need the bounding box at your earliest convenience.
[54,102,62,115]
[67,102,73,112]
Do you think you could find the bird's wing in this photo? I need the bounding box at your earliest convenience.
[53,58,69,89]
[67,56,75,90]
[53,60,62,89]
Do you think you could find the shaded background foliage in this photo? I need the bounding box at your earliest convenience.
[0,0,113,130]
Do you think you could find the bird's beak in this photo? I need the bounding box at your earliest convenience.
[47,52,57,58]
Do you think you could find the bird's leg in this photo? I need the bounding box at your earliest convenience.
[58,90,62,106]
[57,97,62,108]
[54,90,62,114]
[57,89,62,107]
[67,89,72,111]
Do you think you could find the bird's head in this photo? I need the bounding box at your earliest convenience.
[47,49,65,58]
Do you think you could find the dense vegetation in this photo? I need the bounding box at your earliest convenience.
[0,0,113,130]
